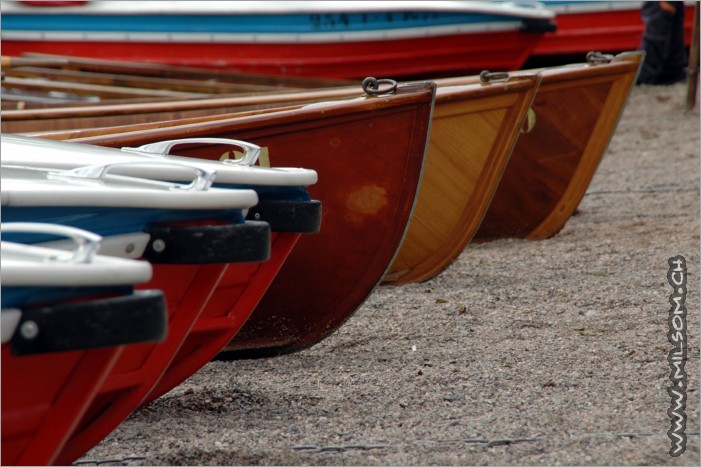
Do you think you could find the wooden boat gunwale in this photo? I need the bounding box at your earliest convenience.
[3,52,354,87]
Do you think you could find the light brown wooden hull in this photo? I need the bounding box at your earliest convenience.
[383,75,540,284]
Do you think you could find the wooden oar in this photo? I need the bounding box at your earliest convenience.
[4,66,301,94]
[20,52,353,88]
[1,55,69,69]
[2,75,207,99]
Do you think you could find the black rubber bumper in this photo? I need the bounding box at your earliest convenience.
[143,220,271,264]
[521,19,557,33]
[246,200,322,234]
[10,289,167,356]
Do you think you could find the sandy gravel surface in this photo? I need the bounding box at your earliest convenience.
[79,82,700,466]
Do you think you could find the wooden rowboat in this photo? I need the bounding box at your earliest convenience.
[5,73,539,287]
[1,224,166,467]
[50,81,435,358]
[1,89,359,134]
[383,74,540,284]
[4,63,539,286]
[15,51,642,256]
[8,53,641,355]
[471,51,644,240]
[0,1,555,79]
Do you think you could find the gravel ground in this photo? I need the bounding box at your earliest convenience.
[79,82,700,466]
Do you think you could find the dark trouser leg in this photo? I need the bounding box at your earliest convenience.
[638,3,678,84]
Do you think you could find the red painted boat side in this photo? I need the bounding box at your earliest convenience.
[54,221,292,462]
[70,83,435,358]
[533,4,695,55]
[142,231,300,404]
[1,29,541,78]
[53,262,226,464]
[1,344,121,465]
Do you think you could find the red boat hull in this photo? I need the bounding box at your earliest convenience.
[2,29,542,79]
[533,4,695,56]
[55,234,289,464]
[1,345,121,466]
[141,231,299,404]
[53,262,226,464]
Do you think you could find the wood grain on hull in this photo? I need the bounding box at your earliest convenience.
[8,52,642,267]
[66,83,435,357]
[17,74,538,288]
[474,52,643,240]
[383,75,540,284]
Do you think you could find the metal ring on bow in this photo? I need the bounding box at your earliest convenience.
[586,51,614,65]
[362,77,398,96]
[479,70,510,83]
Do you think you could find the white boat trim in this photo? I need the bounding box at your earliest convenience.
[540,1,643,14]
[3,135,318,187]
[0,1,555,19]
[39,232,151,260]
[1,309,22,344]
[1,165,259,210]
[2,21,524,43]
[1,240,153,286]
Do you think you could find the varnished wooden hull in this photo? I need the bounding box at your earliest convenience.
[16,74,539,288]
[10,52,642,269]
[473,51,644,240]
[383,75,540,284]
[65,83,435,357]
[4,54,643,362]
